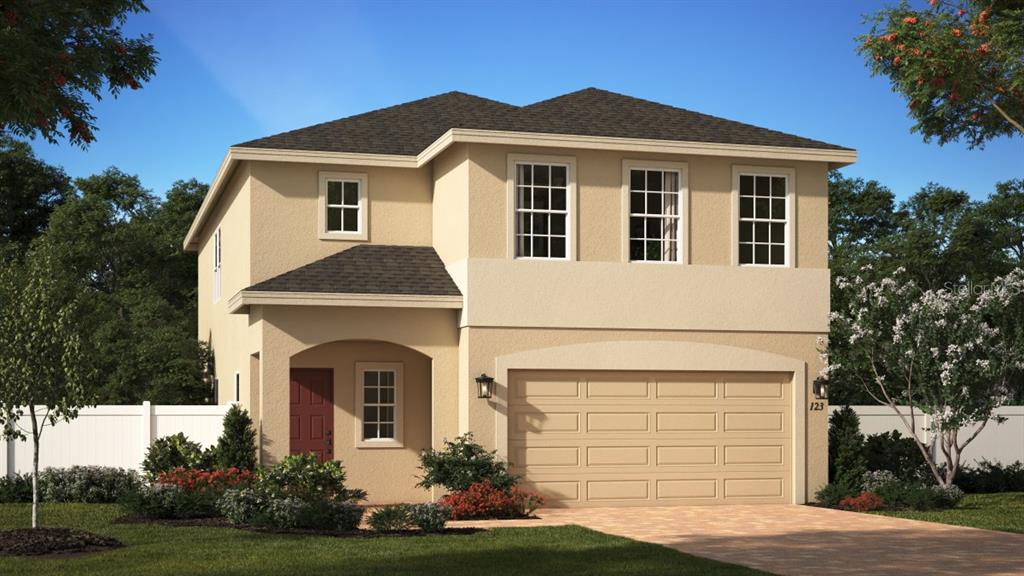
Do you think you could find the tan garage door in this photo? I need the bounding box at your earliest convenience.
[508,370,792,507]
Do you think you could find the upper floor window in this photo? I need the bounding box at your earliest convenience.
[212,227,222,302]
[513,161,570,259]
[737,171,789,266]
[628,168,682,262]
[318,172,368,241]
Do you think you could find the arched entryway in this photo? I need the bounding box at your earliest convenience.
[290,339,432,504]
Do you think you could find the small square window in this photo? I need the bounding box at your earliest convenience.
[322,174,365,237]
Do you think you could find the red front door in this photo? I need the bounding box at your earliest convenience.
[289,368,334,462]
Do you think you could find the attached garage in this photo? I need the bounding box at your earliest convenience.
[507,370,793,507]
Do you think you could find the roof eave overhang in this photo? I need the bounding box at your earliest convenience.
[184,129,856,250]
[227,290,463,314]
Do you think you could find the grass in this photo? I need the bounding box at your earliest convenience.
[874,492,1024,534]
[0,503,771,576]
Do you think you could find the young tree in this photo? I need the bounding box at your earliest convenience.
[826,267,1024,487]
[0,248,95,528]
[0,0,158,146]
[857,0,1024,148]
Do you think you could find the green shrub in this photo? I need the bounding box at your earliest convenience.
[418,433,516,492]
[861,470,963,510]
[217,453,366,531]
[218,489,363,531]
[121,484,222,519]
[864,431,929,480]
[0,473,32,503]
[368,504,412,532]
[814,482,857,507]
[257,453,366,502]
[407,503,449,533]
[213,405,257,471]
[829,406,867,491]
[956,460,1024,493]
[142,433,212,478]
[40,466,141,503]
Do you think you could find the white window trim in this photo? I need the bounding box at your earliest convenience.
[731,165,797,268]
[212,227,222,303]
[318,171,368,241]
[506,154,577,261]
[354,362,404,449]
[621,159,689,264]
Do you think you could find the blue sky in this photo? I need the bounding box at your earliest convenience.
[30,0,1022,201]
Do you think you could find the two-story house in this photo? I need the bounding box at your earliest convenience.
[184,88,855,507]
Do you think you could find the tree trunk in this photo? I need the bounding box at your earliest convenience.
[29,404,39,529]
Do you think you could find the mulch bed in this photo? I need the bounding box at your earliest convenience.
[0,527,122,557]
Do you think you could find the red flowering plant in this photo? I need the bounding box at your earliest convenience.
[838,491,886,513]
[440,480,545,520]
[156,467,255,494]
[857,0,1024,148]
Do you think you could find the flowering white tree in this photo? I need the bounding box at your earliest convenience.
[825,267,1024,488]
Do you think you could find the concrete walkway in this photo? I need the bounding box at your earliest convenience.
[452,505,1024,576]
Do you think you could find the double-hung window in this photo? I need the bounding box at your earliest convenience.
[212,227,221,302]
[628,168,683,262]
[514,162,570,259]
[319,172,367,240]
[737,172,789,266]
[356,363,403,447]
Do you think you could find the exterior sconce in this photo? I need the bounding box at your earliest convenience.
[813,377,828,400]
[475,373,495,399]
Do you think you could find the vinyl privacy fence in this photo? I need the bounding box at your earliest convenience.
[834,405,1024,466]
[1,402,230,476]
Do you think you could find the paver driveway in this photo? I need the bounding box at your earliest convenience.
[454,505,1024,576]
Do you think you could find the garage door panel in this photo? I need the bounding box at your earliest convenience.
[586,412,650,433]
[510,370,792,507]
[586,445,650,467]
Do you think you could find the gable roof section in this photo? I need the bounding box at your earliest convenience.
[237,88,850,153]
[245,244,461,297]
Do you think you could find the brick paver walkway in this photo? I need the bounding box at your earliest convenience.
[451,505,1024,575]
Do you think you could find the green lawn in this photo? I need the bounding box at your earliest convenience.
[0,504,770,576]
[875,492,1024,534]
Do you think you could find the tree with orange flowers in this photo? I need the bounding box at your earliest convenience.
[0,1,158,147]
[858,0,1023,148]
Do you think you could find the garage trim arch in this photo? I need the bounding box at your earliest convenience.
[492,340,808,504]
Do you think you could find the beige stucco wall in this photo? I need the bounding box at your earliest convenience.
[257,305,461,504]
[462,327,828,502]
[196,162,257,406]
[431,144,470,276]
[291,340,432,504]
[464,143,828,268]
[248,161,433,284]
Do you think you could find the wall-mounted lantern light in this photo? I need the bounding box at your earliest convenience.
[475,373,494,399]
[813,377,828,400]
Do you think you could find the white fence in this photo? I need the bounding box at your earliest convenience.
[834,405,1024,466]
[1,402,230,476]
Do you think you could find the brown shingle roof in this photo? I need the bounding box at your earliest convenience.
[247,245,461,297]
[236,88,850,154]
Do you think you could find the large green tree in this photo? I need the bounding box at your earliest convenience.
[0,135,72,249]
[39,170,210,404]
[858,0,1024,147]
[0,0,158,146]
[828,172,1024,404]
